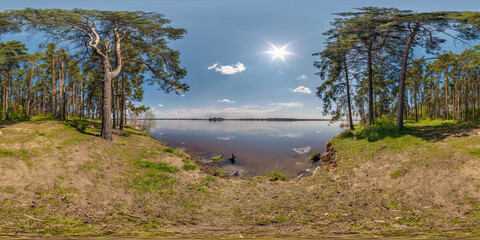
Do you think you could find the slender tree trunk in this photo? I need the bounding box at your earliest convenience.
[51,57,56,119]
[444,72,448,120]
[465,77,469,122]
[5,77,9,121]
[112,82,116,129]
[396,22,419,129]
[367,43,374,125]
[27,67,33,117]
[343,56,354,130]
[414,84,418,122]
[120,70,125,130]
[453,80,456,120]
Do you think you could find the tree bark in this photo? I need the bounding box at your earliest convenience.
[112,82,116,129]
[444,72,448,120]
[51,57,56,119]
[396,22,419,130]
[367,42,374,125]
[344,57,354,130]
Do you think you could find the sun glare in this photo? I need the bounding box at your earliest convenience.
[266,44,292,62]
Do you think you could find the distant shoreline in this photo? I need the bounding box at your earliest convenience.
[146,118,333,121]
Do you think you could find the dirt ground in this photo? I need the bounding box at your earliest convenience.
[1,120,480,239]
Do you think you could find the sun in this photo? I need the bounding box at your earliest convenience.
[266,44,291,62]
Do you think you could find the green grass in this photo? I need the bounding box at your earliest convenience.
[264,171,288,181]
[212,155,224,161]
[133,171,176,193]
[0,149,15,157]
[468,148,480,157]
[183,163,197,170]
[390,169,406,179]
[135,160,179,173]
[161,146,187,158]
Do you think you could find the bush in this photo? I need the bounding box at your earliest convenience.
[183,163,197,171]
[264,171,288,181]
[355,117,400,142]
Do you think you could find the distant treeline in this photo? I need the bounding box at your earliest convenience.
[154,118,332,122]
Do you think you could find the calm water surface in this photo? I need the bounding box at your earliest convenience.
[149,120,342,178]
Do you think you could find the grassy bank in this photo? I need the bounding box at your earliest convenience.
[1,118,480,238]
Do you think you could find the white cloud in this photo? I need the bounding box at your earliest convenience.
[208,63,219,70]
[292,146,311,154]
[157,104,164,107]
[296,75,307,80]
[217,99,236,104]
[217,136,236,141]
[277,102,304,108]
[208,62,246,75]
[316,107,322,110]
[292,86,312,94]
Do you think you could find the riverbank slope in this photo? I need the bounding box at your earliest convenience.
[1,119,480,238]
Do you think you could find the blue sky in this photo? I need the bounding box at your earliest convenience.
[1,0,479,118]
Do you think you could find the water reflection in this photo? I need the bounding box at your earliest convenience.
[149,120,342,178]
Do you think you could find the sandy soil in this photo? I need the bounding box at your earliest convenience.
[1,120,480,238]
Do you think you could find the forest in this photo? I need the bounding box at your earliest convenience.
[0,9,188,140]
[314,8,480,130]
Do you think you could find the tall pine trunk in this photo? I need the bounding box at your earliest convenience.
[396,22,419,130]
[344,57,354,130]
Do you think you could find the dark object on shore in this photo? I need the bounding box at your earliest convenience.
[228,154,236,164]
[231,171,239,177]
[311,142,337,170]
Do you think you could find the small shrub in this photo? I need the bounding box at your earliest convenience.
[339,130,354,138]
[265,171,288,181]
[162,147,175,154]
[355,118,400,142]
[214,168,223,176]
[183,163,197,171]
[390,169,405,179]
[309,152,319,161]
[212,155,224,161]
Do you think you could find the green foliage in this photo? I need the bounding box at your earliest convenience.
[212,155,224,161]
[264,171,288,181]
[309,152,319,161]
[214,168,223,176]
[183,163,197,171]
[355,118,400,142]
